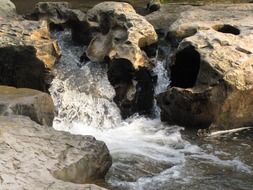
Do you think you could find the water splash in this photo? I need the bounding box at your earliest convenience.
[49,30,253,190]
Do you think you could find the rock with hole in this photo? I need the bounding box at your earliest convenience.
[157,4,253,134]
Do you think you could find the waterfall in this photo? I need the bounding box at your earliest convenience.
[49,30,252,190]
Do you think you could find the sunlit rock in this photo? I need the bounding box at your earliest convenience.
[0,115,112,188]
[0,16,60,91]
[157,4,253,134]
[27,2,92,45]
[86,1,158,69]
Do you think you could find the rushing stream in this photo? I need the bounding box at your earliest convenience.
[49,30,253,190]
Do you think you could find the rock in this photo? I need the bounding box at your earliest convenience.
[86,1,158,69]
[0,0,16,18]
[27,2,92,45]
[147,0,161,13]
[0,85,54,126]
[157,4,253,134]
[0,17,61,91]
[0,115,112,189]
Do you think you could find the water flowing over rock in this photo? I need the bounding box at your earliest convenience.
[0,115,112,189]
[0,86,54,126]
[157,4,253,134]
[0,12,61,91]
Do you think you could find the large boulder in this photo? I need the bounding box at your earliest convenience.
[0,115,112,189]
[27,2,92,45]
[0,16,61,91]
[157,4,253,135]
[0,86,55,126]
[86,1,158,69]
[0,0,16,18]
[85,2,157,118]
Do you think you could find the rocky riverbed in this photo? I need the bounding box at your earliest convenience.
[0,0,253,189]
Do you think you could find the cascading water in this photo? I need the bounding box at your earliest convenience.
[49,30,253,190]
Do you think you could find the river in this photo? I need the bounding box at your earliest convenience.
[47,29,253,190]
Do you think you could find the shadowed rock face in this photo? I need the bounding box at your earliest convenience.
[107,58,155,118]
[0,116,111,189]
[157,4,253,134]
[0,17,61,92]
[26,2,93,45]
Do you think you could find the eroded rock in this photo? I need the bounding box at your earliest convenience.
[86,1,158,69]
[0,115,112,189]
[27,2,92,45]
[0,86,54,126]
[157,4,253,134]
[0,16,60,91]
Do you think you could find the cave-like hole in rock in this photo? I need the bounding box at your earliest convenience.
[213,24,240,35]
[170,45,200,88]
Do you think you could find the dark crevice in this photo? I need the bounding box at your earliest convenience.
[170,45,200,88]
[0,46,49,92]
[213,24,240,35]
[107,58,155,119]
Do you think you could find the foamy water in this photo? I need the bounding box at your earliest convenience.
[49,30,253,190]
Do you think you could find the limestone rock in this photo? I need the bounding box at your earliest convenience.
[0,86,54,126]
[0,116,112,189]
[86,1,158,69]
[0,0,16,18]
[27,2,92,45]
[0,16,61,91]
[157,4,253,134]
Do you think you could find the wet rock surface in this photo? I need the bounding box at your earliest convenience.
[0,86,55,126]
[0,115,112,189]
[157,4,253,134]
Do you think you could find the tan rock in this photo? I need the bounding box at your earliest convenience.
[0,116,112,189]
[86,1,158,69]
[157,4,253,134]
[0,17,61,91]
[0,86,55,126]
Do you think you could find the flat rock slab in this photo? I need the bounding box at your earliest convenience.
[0,116,112,189]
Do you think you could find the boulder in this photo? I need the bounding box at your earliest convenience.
[0,16,61,91]
[86,1,158,69]
[84,2,157,118]
[0,115,112,189]
[0,0,16,18]
[157,4,253,135]
[27,2,92,45]
[0,86,54,126]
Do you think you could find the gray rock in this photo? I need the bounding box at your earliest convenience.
[0,115,112,189]
[157,4,253,134]
[0,0,16,18]
[0,85,55,126]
